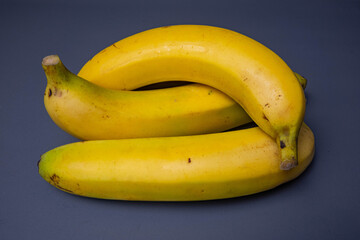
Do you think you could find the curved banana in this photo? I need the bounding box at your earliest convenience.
[78,25,306,170]
[42,55,251,140]
[38,123,315,201]
[43,55,306,140]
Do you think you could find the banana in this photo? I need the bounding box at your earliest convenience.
[43,55,306,140]
[42,55,251,140]
[38,123,314,201]
[78,25,306,170]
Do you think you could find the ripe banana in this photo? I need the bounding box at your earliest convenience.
[43,55,306,140]
[78,25,306,170]
[42,55,251,140]
[38,123,315,201]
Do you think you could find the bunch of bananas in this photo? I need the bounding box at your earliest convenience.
[38,25,315,201]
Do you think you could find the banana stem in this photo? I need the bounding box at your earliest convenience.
[42,55,69,84]
[42,55,62,75]
[42,55,60,66]
[294,72,307,89]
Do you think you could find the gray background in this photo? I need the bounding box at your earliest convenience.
[1,0,360,239]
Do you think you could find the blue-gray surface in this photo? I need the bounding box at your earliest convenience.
[1,0,359,239]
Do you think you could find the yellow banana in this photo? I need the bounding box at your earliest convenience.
[38,123,314,201]
[78,25,306,170]
[43,55,306,140]
[42,55,251,140]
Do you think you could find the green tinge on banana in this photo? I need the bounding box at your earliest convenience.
[294,72,307,89]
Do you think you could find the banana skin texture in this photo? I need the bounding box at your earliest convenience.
[43,55,306,140]
[43,55,251,140]
[38,123,315,201]
[78,25,306,170]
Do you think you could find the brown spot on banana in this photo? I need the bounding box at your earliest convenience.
[50,174,60,184]
[112,44,120,49]
[48,174,74,193]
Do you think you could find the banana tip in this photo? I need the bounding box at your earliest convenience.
[42,55,60,66]
[280,159,297,170]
